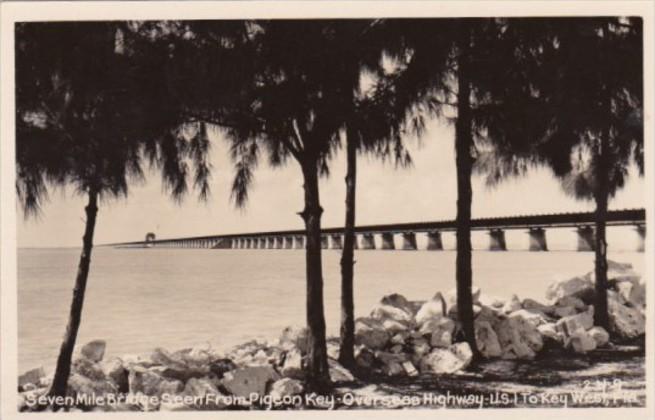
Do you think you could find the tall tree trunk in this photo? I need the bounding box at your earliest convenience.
[48,188,99,401]
[454,32,479,358]
[300,160,331,392]
[338,128,357,370]
[593,137,610,330]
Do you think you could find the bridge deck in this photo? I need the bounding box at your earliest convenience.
[107,208,645,246]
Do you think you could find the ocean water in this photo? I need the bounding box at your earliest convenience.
[17,245,645,373]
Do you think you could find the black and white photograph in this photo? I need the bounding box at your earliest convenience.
[0,1,653,418]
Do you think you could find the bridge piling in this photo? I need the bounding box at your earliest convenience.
[284,236,294,249]
[294,235,305,249]
[576,226,595,252]
[489,229,507,251]
[528,227,548,251]
[331,234,343,250]
[321,236,329,249]
[635,225,645,252]
[267,237,276,249]
[402,232,417,250]
[381,232,395,250]
[275,237,284,249]
[361,233,376,250]
[426,231,443,250]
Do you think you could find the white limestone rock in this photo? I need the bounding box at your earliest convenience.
[475,320,502,358]
[568,329,597,354]
[588,326,610,347]
[495,310,544,360]
[268,378,304,400]
[415,293,447,325]
[280,348,304,379]
[182,377,228,410]
[328,359,355,382]
[419,342,473,374]
[19,367,46,389]
[502,294,522,314]
[608,294,645,340]
[419,316,455,348]
[354,317,390,350]
[221,366,281,399]
[546,274,594,302]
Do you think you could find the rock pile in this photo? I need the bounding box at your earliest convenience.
[17,260,645,412]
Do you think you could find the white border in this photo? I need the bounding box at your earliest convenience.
[1,1,654,420]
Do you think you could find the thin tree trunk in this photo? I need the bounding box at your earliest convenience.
[338,128,357,370]
[300,160,331,392]
[454,31,479,358]
[593,20,611,331]
[48,188,99,401]
[593,134,610,330]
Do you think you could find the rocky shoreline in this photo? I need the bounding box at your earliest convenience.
[18,260,646,411]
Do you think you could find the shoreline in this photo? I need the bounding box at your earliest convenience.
[17,260,647,411]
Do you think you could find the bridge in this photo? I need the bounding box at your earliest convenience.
[109,208,646,252]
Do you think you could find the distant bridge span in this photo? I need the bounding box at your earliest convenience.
[109,208,645,252]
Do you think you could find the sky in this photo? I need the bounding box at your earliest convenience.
[17,119,645,248]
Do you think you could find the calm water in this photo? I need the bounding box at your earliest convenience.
[17,246,644,373]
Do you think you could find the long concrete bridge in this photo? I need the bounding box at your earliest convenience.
[109,208,646,252]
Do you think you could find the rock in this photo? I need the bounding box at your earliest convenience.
[280,348,304,379]
[475,321,502,358]
[390,331,410,346]
[546,274,594,303]
[419,316,455,348]
[614,280,646,309]
[81,340,106,363]
[402,361,419,377]
[68,373,117,399]
[280,326,309,354]
[150,348,210,380]
[19,367,46,389]
[221,366,280,398]
[552,305,578,318]
[411,337,431,359]
[419,343,472,374]
[269,378,303,400]
[370,303,413,324]
[182,377,227,410]
[522,298,551,314]
[354,318,390,350]
[502,294,522,314]
[209,358,238,379]
[390,344,404,354]
[382,318,410,334]
[73,358,105,381]
[537,323,563,344]
[415,293,447,325]
[328,359,355,382]
[608,294,645,340]
[496,311,544,359]
[509,309,549,328]
[102,358,129,393]
[326,341,340,360]
[556,307,594,336]
[128,367,183,397]
[568,329,597,354]
[588,326,610,347]
[445,287,482,318]
[555,296,587,311]
[355,346,375,369]
[478,295,505,308]
[381,293,416,315]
